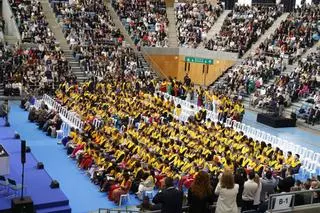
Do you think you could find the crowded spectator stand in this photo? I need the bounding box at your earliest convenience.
[9,0,55,44]
[0,42,73,96]
[176,0,223,48]
[258,4,320,61]
[205,4,282,55]
[112,0,169,47]
[294,48,320,125]
[51,0,149,79]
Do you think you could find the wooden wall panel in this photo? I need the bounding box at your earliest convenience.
[149,55,179,78]
[149,55,236,86]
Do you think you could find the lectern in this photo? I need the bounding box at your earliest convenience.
[0,144,9,175]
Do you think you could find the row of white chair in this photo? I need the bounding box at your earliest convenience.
[226,118,320,174]
[159,92,320,175]
[39,93,320,176]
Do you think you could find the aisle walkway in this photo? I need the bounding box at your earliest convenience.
[8,101,139,213]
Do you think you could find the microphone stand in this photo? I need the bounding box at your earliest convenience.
[20,162,25,201]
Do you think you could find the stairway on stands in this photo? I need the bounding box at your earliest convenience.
[242,12,290,59]
[240,42,320,131]
[165,1,179,47]
[105,0,161,79]
[39,0,87,82]
[205,10,231,44]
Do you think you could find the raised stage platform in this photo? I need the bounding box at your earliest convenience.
[257,113,296,128]
[0,121,71,213]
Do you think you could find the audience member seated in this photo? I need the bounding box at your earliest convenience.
[176,0,222,48]
[0,42,72,96]
[9,0,56,44]
[112,0,169,47]
[205,5,281,55]
[258,4,320,59]
[53,0,147,78]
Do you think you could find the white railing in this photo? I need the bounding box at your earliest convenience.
[158,91,219,122]
[226,118,320,175]
[41,94,84,131]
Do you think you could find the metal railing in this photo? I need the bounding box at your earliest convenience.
[96,205,218,213]
[267,188,320,213]
[39,94,84,130]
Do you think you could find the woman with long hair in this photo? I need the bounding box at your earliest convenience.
[187,171,213,213]
[215,171,239,213]
[110,172,132,204]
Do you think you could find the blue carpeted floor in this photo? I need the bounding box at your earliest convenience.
[243,111,320,153]
[7,102,320,212]
[0,126,69,212]
[8,102,140,213]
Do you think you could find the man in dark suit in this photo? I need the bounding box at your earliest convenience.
[278,168,295,192]
[152,177,183,213]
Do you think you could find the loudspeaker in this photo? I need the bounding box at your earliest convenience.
[37,162,44,169]
[14,132,20,139]
[26,146,31,153]
[11,197,34,213]
[50,180,60,188]
[21,140,26,164]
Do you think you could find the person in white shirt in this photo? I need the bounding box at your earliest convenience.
[215,171,239,213]
[242,171,258,212]
[253,174,262,209]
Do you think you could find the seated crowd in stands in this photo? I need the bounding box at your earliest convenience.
[26,74,304,210]
[258,4,320,58]
[176,0,222,48]
[0,41,72,96]
[251,48,319,117]
[205,5,282,55]
[9,0,56,43]
[112,0,169,47]
[52,0,145,78]
[294,49,320,125]
[54,0,121,48]
[76,44,141,78]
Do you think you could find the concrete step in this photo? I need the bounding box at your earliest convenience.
[243,12,290,58]
[206,10,231,39]
[4,35,18,45]
[39,0,86,80]
[166,7,178,47]
[105,1,137,50]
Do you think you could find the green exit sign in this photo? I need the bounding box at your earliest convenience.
[185,56,213,65]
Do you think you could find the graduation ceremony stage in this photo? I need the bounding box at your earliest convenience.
[0,120,71,213]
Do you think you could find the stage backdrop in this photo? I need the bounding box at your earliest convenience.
[143,47,238,86]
